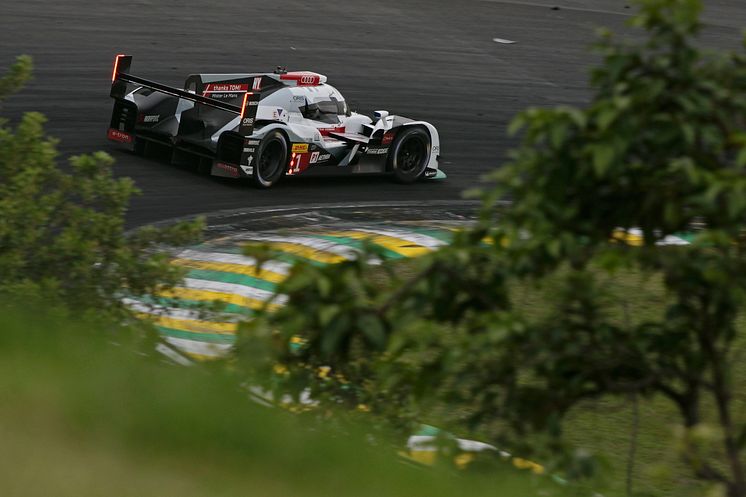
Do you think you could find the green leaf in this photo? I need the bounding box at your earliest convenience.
[317,276,332,298]
[596,107,618,131]
[549,123,568,149]
[508,114,527,136]
[359,313,387,349]
[319,304,340,327]
[320,314,351,358]
[592,145,615,176]
[736,147,746,168]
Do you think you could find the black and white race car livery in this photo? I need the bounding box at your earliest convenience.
[108,55,444,188]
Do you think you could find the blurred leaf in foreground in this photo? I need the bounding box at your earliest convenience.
[0,307,561,497]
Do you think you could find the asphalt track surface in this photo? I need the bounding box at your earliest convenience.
[1,0,744,227]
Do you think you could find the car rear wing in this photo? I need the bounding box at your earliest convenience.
[108,54,262,139]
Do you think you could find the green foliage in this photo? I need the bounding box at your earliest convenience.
[236,1,746,495]
[0,54,31,102]
[495,0,746,256]
[0,307,561,497]
[0,56,202,318]
[482,0,746,492]
[238,237,511,428]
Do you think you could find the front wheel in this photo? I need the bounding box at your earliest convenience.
[252,131,288,188]
[388,127,430,184]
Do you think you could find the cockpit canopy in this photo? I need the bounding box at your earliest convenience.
[257,83,349,124]
[299,97,349,124]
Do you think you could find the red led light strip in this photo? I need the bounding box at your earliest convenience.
[239,92,254,119]
[111,54,125,82]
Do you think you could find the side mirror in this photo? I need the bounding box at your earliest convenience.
[373,110,389,121]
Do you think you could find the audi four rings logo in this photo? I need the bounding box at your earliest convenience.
[299,75,316,84]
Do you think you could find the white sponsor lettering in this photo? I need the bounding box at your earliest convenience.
[247,139,260,146]
[242,117,254,126]
[212,83,246,92]
[318,153,331,161]
[107,129,132,143]
[143,114,159,123]
[243,147,256,153]
[366,147,389,155]
[252,77,262,91]
[310,151,319,163]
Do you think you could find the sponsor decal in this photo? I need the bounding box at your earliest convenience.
[249,100,259,107]
[319,126,345,137]
[292,143,309,153]
[247,139,260,146]
[243,147,256,153]
[432,146,440,155]
[288,150,321,175]
[242,117,255,126]
[245,156,254,166]
[210,93,237,101]
[280,72,322,87]
[292,95,306,102]
[382,132,395,145]
[215,162,240,178]
[310,152,331,164]
[204,83,249,93]
[241,165,254,175]
[365,147,389,155]
[252,77,262,91]
[107,128,133,144]
[143,114,160,123]
[424,169,437,178]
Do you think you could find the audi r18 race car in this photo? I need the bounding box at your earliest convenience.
[107,55,444,188]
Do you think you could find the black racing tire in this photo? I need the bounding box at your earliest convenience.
[252,131,288,188]
[388,127,431,184]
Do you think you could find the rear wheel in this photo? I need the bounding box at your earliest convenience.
[388,127,430,184]
[253,131,288,188]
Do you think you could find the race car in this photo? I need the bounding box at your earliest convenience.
[108,55,444,188]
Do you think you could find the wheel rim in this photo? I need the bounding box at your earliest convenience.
[259,140,283,179]
[397,136,427,175]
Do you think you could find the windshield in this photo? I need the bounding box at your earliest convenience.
[300,97,348,124]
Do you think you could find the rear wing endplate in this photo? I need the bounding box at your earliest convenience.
[110,54,261,136]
